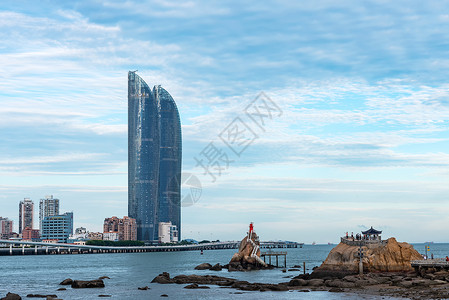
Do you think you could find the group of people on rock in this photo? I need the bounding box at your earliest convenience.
[344,232,381,241]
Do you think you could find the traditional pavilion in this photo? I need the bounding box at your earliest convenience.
[362,226,382,240]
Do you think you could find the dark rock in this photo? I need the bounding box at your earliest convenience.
[184,283,210,289]
[26,295,57,298]
[397,281,413,288]
[411,279,430,287]
[293,273,311,280]
[160,295,168,297]
[194,263,212,270]
[231,281,250,289]
[138,286,150,290]
[98,296,112,298]
[288,269,300,272]
[266,284,288,291]
[307,279,324,287]
[210,263,222,271]
[59,278,73,285]
[310,270,354,279]
[325,279,356,288]
[56,288,66,291]
[98,276,110,280]
[429,279,446,285]
[151,272,172,284]
[1,293,21,300]
[298,289,310,292]
[372,277,391,284]
[71,279,105,288]
[292,265,302,268]
[288,279,307,286]
[216,280,234,286]
[329,288,344,293]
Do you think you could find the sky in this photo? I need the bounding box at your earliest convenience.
[1,0,448,243]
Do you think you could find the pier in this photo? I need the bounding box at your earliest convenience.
[411,259,449,270]
[260,251,287,268]
[260,241,303,248]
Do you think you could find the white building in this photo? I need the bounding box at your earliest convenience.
[68,227,88,240]
[158,222,178,243]
[103,232,119,241]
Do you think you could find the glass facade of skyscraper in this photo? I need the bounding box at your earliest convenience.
[128,72,182,242]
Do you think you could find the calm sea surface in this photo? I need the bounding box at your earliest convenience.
[1,243,447,299]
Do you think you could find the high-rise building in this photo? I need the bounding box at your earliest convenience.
[19,198,34,233]
[103,216,137,241]
[128,72,182,242]
[41,212,73,243]
[39,195,60,233]
[0,217,13,239]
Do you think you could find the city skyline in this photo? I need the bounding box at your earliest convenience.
[1,1,449,243]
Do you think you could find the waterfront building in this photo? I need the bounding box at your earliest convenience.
[158,222,179,243]
[19,198,34,233]
[128,72,182,242]
[103,232,120,241]
[41,212,73,243]
[22,227,40,241]
[39,195,60,233]
[88,232,103,240]
[103,216,137,241]
[0,217,13,239]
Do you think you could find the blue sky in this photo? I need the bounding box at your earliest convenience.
[1,0,448,243]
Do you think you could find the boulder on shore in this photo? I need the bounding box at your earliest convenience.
[313,237,422,277]
[1,293,21,300]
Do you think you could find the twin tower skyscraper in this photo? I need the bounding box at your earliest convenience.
[128,71,182,242]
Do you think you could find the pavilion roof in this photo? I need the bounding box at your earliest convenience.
[362,226,382,235]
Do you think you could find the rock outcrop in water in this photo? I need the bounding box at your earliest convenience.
[228,230,271,271]
[0,293,21,300]
[313,237,422,277]
[71,279,105,288]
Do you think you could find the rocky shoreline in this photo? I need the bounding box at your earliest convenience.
[150,271,449,299]
[3,269,449,299]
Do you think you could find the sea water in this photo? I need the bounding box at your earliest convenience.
[1,243,445,299]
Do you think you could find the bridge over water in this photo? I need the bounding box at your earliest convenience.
[0,239,304,256]
[0,240,239,256]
